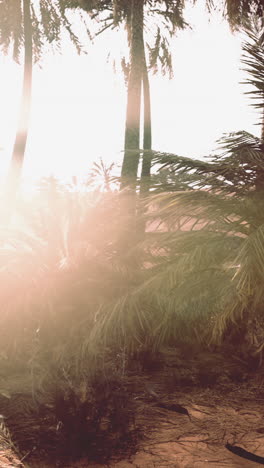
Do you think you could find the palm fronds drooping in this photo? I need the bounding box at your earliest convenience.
[126,20,264,349]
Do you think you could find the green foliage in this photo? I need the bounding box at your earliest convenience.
[221,0,264,30]
[3,9,264,382]
[65,0,188,77]
[0,180,146,368]
[0,0,82,63]
[0,174,215,376]
[147,143,264,342]
[86,157,118,191]
[140,20,264,346]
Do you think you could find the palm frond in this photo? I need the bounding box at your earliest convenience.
[241,20,264,118]
[151,129,264,196]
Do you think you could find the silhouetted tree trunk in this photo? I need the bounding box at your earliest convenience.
[6,0,32,206]
[140,43,152,196]
[121,0,144,189]
[261,106,264,144]
[137,44,152,235]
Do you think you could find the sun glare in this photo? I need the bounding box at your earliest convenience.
[0,2,258,188]
[1,3,264,464]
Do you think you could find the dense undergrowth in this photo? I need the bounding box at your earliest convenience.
[1,23,264,464]
[0,176,261,463]
[0,179,217,371]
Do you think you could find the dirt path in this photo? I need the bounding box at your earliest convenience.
[111,385,264,468]
[26,383,264,468]
[2,350,264,467]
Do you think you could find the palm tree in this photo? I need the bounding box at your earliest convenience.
[220,0,264,28]
[140,46,152,194]
[121,0,144,187]
[141,20,264,358]
[0,0,82,212]
[87,157,117,191]
[6,0,33,205]
[65,0,187,190]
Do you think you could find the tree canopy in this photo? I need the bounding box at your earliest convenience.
[0,0,82,62]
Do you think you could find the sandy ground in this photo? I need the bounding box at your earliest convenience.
[26,382,264,467]
[2,350,264,467]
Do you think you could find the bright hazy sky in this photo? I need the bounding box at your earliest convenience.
[0,2,260,182]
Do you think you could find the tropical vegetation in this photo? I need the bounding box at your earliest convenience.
[65,0,189,191]
[0,0,82,206]
[144,18,264,356]
[0,1,264,465]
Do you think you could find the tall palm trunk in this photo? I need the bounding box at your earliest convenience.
[6,0,33,204]
[140,42,152,196]
[256,100,264,192]
[137,44,152,235]
[121,0,144,189]
[261,106,264,144]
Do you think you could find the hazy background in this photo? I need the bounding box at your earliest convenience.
[0,2,259,182]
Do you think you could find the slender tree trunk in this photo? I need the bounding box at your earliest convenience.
[140,42,152,196]
[136,45,152,235]
[256,99,264,192]
[261,106,264,144]
[121,0,144,189]
[6,0,33,207]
